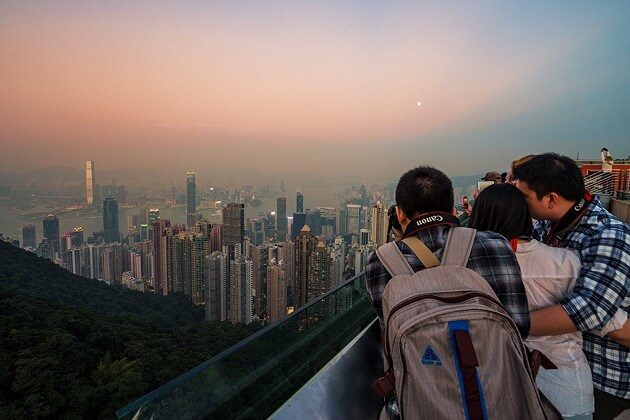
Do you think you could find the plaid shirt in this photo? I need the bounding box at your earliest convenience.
[365,226,531,338]
[533,197,630,398]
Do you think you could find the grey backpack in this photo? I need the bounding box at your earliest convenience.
[373,227,559,420]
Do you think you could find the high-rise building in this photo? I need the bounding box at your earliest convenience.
[206,251,228,321]
[152,219,171,294]
[103,197,120,243]
[369,202,389,247]
[296,192,304,213]
[275,198,287,243]
[86,243,104,279]
[85,161,95,205]
[251,244,271,320]
[42,214,60,256]
[331,236,346,286]
[308,240,332,302]
[228,258,253,324]
[148,208,160,223]
[22,224,36,249]
[223,203,245,260]
[291,212,306,240]
[102,242,123,284]
[186,171,197,228]
[267,260,287,323]
[294,225,316,308]
[336,208,348,237]
[346,204,361,237]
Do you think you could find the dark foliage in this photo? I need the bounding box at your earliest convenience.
[0,241,260,419]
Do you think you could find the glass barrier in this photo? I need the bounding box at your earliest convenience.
[117,273,376,419]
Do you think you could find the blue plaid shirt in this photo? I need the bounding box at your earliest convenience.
[365,226,531,338]
[533,197,630,398]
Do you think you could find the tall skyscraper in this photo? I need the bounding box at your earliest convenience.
[103,197,120,243]
[148,208,160,223]
[276,197,288,241]
[22,224,36,248]
[103,242,123,284]
[336,208,348,237]
[43,214,60,256]
[294,225,316,308]
[266,260,287,323]
[346,204,361,237]
[369,202,389,247]
[152,219,171,295]
[223,203,245,260]
[186,171,197,228]
[206,251,228,321]
[360,229,369,246]
[228,258,253,324]
[296,192,304,213]
[308,240,332,301]
[85,161,95,205]
[290,212,306,241]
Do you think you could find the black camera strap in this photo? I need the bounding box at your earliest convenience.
[545,192,593,247]
[402,212,460,239]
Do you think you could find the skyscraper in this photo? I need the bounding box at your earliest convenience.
[22,224,36,248]
[42,214,60,256]
[228,258,253,324]
[346,204,361,237]
[276,197,288,242]
[308,240,332,301]
[223,203,245,259]
[294,225,315,308]
[206,251,228,321]
[290,212,306,241]
[296,192,304,213]
[152,218,171,295]
[186,171,196,228]
[369,202,389,247]
[266,260,287,323]
[103,197,120,243]
[85,161,95,205]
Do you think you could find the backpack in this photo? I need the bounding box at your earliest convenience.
[372,227,560,420]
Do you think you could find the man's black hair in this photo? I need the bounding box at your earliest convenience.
[512,153,585,201]
[395,166,454,216]
[469,183,532,239]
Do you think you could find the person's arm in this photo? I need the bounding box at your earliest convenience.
[529,304,578,336]
[559,227,630,334]
[607,322,630,348]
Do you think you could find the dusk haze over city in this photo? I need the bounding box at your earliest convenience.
[1,2,629,419]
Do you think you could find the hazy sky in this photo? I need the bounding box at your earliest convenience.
[1,1,629,180]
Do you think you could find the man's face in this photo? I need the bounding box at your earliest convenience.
[515,180,552,220]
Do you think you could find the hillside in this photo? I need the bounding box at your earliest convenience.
[0,242,260,419]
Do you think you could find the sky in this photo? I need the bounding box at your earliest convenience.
[1,1,629,181]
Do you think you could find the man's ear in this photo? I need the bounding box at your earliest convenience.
[547,192,560,209]
[395,205,406,225]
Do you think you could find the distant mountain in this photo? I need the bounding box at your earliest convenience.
[0,242,260,419]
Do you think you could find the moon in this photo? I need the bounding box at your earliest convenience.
[417,101,422,107]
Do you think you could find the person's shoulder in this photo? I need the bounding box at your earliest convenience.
[470,230,513,255]
[473,229,510,245]
[581,202,630,240]
[531,239,581,272]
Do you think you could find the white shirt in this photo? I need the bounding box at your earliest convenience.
[516,240,593,416]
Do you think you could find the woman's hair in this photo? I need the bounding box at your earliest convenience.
[469,183,533,240]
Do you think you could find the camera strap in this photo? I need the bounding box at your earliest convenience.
[545,192,592,247]
[401,212,460,239]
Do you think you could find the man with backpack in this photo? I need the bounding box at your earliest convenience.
[513,153,630,420]
[365,166,555,419]
[365,166,530,334]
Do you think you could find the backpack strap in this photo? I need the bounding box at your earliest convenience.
[402,236,441,268]
[375,242,414,277]
[441,227,477,267]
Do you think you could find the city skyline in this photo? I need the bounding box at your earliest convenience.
[1,2,629,179]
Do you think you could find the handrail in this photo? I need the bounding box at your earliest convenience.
[116,271,367,418]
